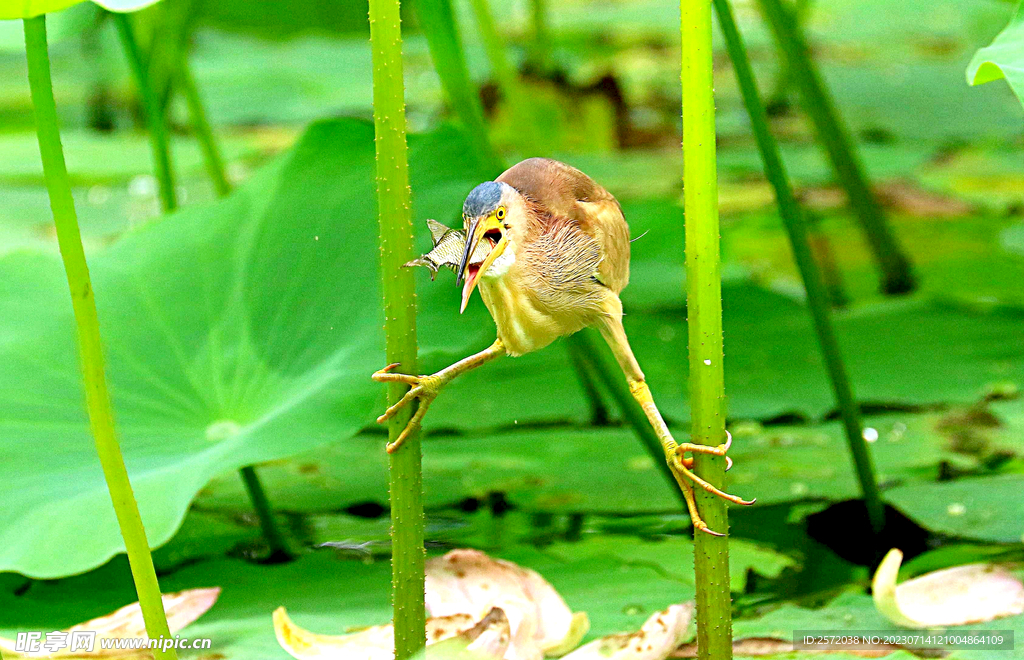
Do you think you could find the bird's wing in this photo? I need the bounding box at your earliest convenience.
[497,158,630,293]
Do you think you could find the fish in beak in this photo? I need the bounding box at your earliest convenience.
[457,212,508,314]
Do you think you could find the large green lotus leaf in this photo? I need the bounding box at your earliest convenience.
[195,402,1024,518]
[885,474,1024,544]
[0,118,499,578]
[0,0,158,20]
[968,0,1024,108]
[540,535,796,592]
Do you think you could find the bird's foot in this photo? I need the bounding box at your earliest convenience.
[371,363,445,453]
[667,431,755,536]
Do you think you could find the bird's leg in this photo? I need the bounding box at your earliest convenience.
[372,338,506,453]
[597,311,754,535]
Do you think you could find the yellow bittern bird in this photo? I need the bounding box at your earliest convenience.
[373,158,752,534]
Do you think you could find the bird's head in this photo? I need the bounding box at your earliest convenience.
[457,181,522,313]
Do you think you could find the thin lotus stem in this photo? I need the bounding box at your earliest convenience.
[368,0,426,654]
[565,334,610,425]
[714,0,885,533]
[754,0,914,296]
[239,466,293,561]
[414,0,504,174]
[681,0,733,657]
[23,15,177,660]
[807,213,849,308]
[465,0,545,153]
[175,51,231,196]
[528,0,552,74]
[112,11,177,213]
[766,0,813,108]
[572,330,688,509]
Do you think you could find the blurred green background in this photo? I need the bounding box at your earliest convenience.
[1,0,1023,656]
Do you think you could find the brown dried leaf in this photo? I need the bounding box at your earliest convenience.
[873,548,1024,627]
[561,603,693,660]
[425,549,589,660]
[0,587,221,658]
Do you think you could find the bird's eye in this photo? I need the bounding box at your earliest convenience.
[495,206,506,220]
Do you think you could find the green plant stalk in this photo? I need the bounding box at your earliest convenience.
[150,0,199,119]
[369,0,426,655]
[414,0,503,174]
[681,0,732,658]
[465,0,545,153]
[713,0,884,533]
[239,465,292,561]
[528,0,551,73]
[754,0,913,296]
[564,334,610,425]
[175,51,231,196]
[571,330,688,508]
[766,0,812,106]
[23,16,177,660]
[113,11,177,213]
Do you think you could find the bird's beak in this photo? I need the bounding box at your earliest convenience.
[458,213,508,314]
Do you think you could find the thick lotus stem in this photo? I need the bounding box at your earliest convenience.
[368,0,426,655]
[680,0,733,657]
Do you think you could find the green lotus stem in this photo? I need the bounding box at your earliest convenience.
[465,0,518,106]
[23,16,177,660]
[175,51,231,196]
[572,329,688,507]
[713,0,885,534]
[564,333,611,425]
[414,0,503,174]
[766,0,813,107]
[465,0,545,152]
[681,0,733,658]
[528,0,551,73]
[239,465,292,561]
[754,0,914,296]
[112,12,177,213]
[368,0,426,655]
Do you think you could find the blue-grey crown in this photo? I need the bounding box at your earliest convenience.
[462,181,503,218]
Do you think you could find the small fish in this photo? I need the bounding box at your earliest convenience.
[405,218,488,280]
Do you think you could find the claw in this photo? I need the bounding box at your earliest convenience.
[677,479,726,536]
[670,455,755,506]
[373,370,421,386]
[372,365,443,453]
[679,454,731,471]
[376,385,421,423]
[372,363,402,378]
[386,402,431,453]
